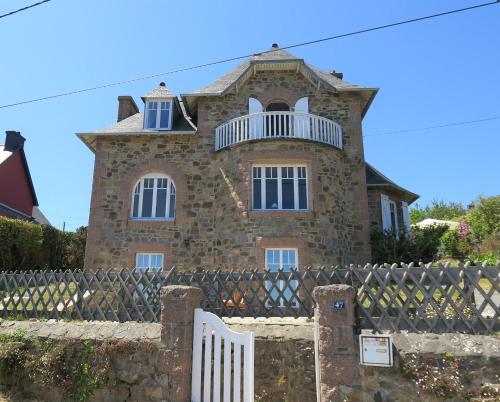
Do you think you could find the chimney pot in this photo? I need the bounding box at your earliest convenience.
[117,96,139,122]
[330,70,344,79]
[4,131,26,152]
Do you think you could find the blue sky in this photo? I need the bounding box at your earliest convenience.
[1,0,498,231]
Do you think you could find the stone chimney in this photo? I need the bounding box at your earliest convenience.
[4,131,26,152]
[117,96,139,122]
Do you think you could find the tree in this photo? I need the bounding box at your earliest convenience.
[465,195,500,241]
[410,200,466,224]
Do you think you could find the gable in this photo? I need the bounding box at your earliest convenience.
[0,150,36,216]
[182,46,378,118]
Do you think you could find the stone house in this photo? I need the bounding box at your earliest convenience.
[77,45,418,272]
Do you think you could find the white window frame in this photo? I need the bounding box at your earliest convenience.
[131,173,176,220]
[265,248,299,308]
[144,99,173,130]
[252,164,309,211]
[135,253,164,271]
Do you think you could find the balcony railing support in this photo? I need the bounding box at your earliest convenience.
[215,111,343,151]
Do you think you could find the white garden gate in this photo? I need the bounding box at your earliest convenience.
[192,308,254,402]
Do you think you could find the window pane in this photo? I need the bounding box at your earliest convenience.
[282,178,294,209]
[132,193,139,217]
[253,179,261,209]
[136,254,149,270]
[146,102,157,129]
[142,188,153,217]
[266,249,280,271]
[298,178,307,209]
[169,193,176,218]
[283,249,296,270]
[160,109,170,128]
[151,255,163,270]
[156,188,167,217]
[265,178,278,209]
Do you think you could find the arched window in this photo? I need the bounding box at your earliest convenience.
[131,174,176,220]
[265,101,290,112]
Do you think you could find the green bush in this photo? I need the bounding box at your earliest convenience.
[465,196,500,241]
[0,217,43,270]
[0,217,87,271]
[371,225,449,264]
[438,229,473,260]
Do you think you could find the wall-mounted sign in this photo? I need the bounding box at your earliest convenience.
[332,300,346,310]
[359,334,393,367]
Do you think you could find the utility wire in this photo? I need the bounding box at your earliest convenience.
[0,0,51,19]
[364,115,500,137]
[0,1,498,109]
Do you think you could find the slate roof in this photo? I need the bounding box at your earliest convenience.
[365,163,419,203]
[77,99,197,152]
[184,46,375,95]
[141,84,175,100]
[91,111,196,134]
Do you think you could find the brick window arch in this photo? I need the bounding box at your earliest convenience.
[131,173,176,220]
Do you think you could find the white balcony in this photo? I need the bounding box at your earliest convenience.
[215,111,343,151]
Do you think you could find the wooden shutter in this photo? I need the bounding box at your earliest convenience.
[401,201,411,233]
[380,194,392,231]
[293,97,309,137]
[248,97,263,114]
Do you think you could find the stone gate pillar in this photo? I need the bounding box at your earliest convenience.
[160,285,202,402]
[313,284,359,402]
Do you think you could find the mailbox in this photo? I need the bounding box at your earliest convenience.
[359,334,393,367]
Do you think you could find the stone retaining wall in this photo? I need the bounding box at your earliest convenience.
[0,319,499,401]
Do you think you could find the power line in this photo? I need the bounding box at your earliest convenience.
[0,1,498,109]
[364,115,500,137]
[0,0,51,19]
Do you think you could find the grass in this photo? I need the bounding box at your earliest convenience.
[0,282,78,312]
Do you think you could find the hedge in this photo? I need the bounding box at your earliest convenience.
[0,216,86,272]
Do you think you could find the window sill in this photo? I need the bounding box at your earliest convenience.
[248,210,314,219]
[127,218,176,227]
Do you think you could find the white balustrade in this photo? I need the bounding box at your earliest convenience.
[215,111,343,151]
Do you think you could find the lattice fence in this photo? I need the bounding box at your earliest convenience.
[0,263,498,334]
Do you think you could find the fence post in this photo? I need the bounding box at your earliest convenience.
[313,284,359,402]
[159,285,202,402]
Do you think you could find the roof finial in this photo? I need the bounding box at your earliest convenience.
[159,82,166,87]
[271,43,279,48]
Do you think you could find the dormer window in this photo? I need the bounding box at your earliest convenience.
[145,100,172,130]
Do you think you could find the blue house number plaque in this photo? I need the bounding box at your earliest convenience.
[332,300,346,310]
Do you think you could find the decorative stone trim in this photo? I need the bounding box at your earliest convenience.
[127,242,174,269]
[118,158,188,225]
[238,148,321,215]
